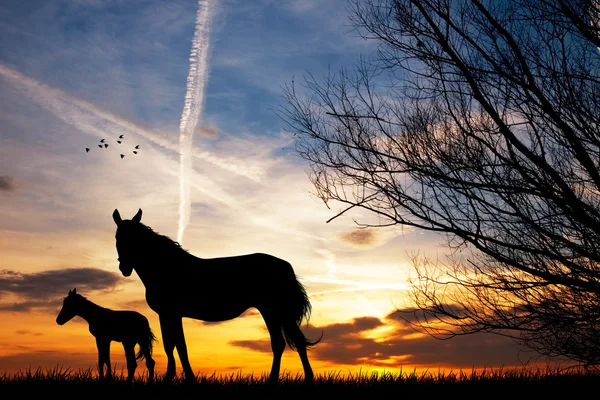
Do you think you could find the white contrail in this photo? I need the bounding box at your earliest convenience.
[178,0,215,246]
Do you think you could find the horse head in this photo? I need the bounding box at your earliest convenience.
[113,208,143,277]
[56,288,79,325]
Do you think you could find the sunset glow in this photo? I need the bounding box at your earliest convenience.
[0,0,539,378]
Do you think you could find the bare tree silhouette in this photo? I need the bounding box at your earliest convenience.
[277,0,600,367]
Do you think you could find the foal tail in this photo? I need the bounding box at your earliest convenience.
[282,272,323,351]
[136,326,157,361]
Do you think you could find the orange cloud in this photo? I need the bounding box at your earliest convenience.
[230,312,533,369]
[338,229,379,248]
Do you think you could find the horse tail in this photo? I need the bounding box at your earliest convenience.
[136,324,157,361]
[281,271,323,351]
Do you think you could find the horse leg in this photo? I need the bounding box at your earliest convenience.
[123,341,137,384]
[96,338,111,380]
[141,343,155,383]
[263,316,286,385]
[159,314,177,382]
[170,317,194,383]
[283,323,315,383]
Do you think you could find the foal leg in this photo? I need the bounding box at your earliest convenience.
[123,341,137,384]
[263,317,286,385]
[285,324,314,383]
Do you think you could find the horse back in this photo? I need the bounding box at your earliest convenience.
[143,252,297,318]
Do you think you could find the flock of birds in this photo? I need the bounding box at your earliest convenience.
[85,135,140,158]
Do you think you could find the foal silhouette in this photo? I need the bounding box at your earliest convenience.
[56,288,156,383]
[112,208,322,384]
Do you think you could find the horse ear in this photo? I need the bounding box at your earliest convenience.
[73,288,76,294]
[113,209,122,226]
[132,208,142,223]
[68,289,72,295]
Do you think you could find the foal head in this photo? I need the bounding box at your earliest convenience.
[112,208,143,277]
[56,288,83,325]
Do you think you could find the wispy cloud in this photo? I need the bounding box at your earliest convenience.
[303,276,408,297]
[0,64,265,183]
[178,0,217,246]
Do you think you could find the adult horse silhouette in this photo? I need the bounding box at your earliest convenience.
[112,208,322,384]
[56,288,156,383]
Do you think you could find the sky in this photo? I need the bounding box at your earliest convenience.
[0,0,539,378]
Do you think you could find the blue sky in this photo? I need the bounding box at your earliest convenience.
[0,0,532,376]
[1,0,368,135]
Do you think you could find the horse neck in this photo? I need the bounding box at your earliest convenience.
[135,242,194,283]
[74,298,108,324]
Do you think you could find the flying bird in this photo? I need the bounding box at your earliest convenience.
[104,143,109,148]
[100,139,105,143]
[85,148,90,152]
[134,145,140,149]
[120,154,125,159]
[117,141,122,144]
[119,135,124,139]
[133,151,138,154]
[98,145,103,148]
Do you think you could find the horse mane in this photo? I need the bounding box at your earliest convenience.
[136,223,189,257]
[71,293,88,302]
[71,293,98,308]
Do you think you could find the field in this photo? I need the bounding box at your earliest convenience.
[1,367,599,399]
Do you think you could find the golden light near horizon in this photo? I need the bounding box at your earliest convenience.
[0,0,565,379]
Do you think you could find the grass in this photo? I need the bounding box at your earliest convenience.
[1,366,599,399]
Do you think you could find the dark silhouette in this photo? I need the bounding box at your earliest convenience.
[277,0,600,368]
[56,288,156,383]
[119,135,124,139]
[112,208,322,384]
[98,144,103,148]
[100,139,105,143]
[133,151,137,154]
[117,140,122,144]
[134,145,139,149]
[104,143,109,148]
[85,148,90,152]
[120,154,125,159]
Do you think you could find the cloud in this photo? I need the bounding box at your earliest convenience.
[117,298,153,312]
[229,311,535,369]
[0,268,122,312]
[338,229,378,248]
[335,226,405,250]
[0,64,272,183]
[14,330,43,336]
[194,125,219,138]
[0,175,16,191]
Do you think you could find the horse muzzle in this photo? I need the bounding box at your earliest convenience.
[119,263,133,277]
